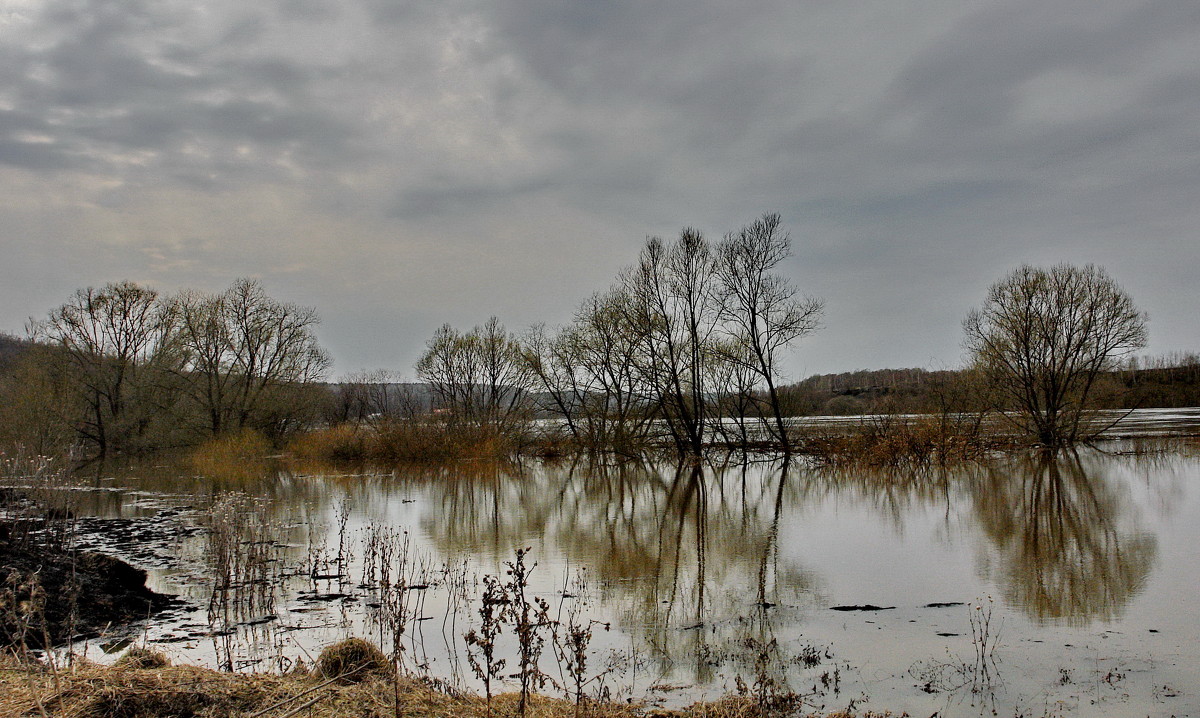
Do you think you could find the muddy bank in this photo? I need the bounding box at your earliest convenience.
[1,491,177,648]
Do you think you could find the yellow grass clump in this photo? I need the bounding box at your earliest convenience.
[314,638,392,684]
[113,647,170,670]
[190,429,274,480]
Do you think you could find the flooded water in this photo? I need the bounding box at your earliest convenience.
[19,412,1200,717]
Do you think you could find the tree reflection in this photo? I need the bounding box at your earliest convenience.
[410,457,824,685]
[972,449,1156,625]
[796,461,962,534]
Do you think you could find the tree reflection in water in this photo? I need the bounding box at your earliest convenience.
[414,457,826,689]
[971,449,1157,626]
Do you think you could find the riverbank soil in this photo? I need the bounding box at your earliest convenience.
[1,491,175,648]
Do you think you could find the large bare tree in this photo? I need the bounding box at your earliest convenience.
[521,215,824,456]
[715,214,823,452]
[619,230,722,455]
[963,264,1147,446]
[171,278,330,439]
[27,281,177,456]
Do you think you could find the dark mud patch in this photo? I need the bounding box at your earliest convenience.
[1,491,182,648]
[1,542,178,648]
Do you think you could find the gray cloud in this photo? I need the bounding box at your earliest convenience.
[2,0,1197,377]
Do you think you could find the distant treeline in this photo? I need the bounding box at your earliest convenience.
[779,355,1200,416]
[5,320,1198,460]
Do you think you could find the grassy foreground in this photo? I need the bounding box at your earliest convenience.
[0,655,906,718]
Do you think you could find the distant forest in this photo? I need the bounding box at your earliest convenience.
[0,333,33,366]
[777,355,1200,416]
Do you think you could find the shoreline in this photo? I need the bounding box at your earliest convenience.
[0,651,910,718]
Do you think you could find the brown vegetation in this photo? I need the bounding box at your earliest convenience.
[799,415,1007,467]
[190,429,275,480]
[2,279,330,459]
[288,419,531,463]
[0,652,911,718]
[113,647,171,670]
[315,638,393,684]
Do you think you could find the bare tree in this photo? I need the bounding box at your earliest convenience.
[617,230,723,455]
[172,288,234,437]
[522,215,824,456]
[330,369,403,425]
[963,264,1147,447]
[0,344,81,454]
[706,336,761,447]
[27,281,177,456]
[171,278,330,439]
[523,323,589,441]
[715,214,823,452]
[524,291,656,453]
[569,290,658,450]
[416,317,534,432]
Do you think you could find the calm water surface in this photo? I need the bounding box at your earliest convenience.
[44,430,1200,717]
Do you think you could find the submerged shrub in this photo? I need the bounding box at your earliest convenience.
[190,429,273,480]
[290,418,533,464]
[288,424,367,463]
[802,416,997,467]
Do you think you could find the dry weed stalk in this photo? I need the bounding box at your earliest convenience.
[205,492,282,671]
[464,573,508,716]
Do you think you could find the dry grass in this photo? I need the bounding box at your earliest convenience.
[314,638,392,684]
[288,420,530,464]
[0,660,456,718]
[112,648,170,670]
[190,430,274,481]
[800,415,1002,467]
[0,654,912,718]
[286,424,367,464]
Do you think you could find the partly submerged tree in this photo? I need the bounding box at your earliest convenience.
[524,290,658,453]
[521,214,823,456]
[714,213,823,452]
[963,264,1147,447]
[619,230,722,456]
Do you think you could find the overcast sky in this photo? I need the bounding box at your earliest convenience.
[2,0,1197,380]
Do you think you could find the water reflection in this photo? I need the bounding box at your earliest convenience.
[69,445,1171,635]
[373,457,831,690]
[971,449,1157,625]
[33,440,1200,713]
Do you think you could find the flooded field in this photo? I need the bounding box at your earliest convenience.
[10,410,1200,717]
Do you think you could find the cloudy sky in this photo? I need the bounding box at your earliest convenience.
[2,0,1197,379]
